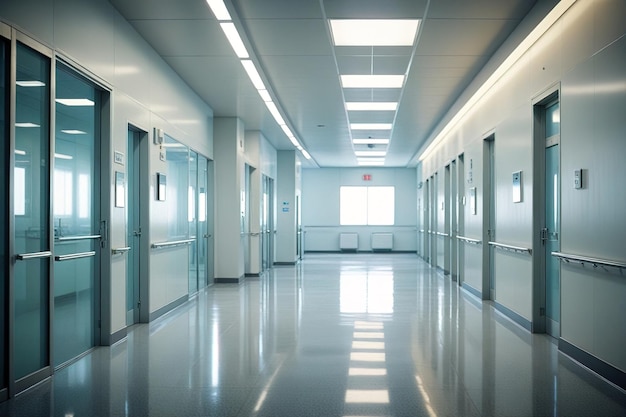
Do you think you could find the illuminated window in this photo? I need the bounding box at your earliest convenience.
[54,169,73,216]
[340,186,394,225]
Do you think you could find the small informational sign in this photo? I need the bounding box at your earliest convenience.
[512,171,522,203]
[282,207,289,213]
[362,174,371,181]
[114,151,124,166]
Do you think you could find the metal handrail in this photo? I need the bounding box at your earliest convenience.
[551,252,626,272]
[488,241,532,255]
[112,247,131,255]
[16,251,52,260]
[456,236,481,245]
[435,231,449,237]
[54,251,96,262]
[151,238,195,249]
[56,234,101,242]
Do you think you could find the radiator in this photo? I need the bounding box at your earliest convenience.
[339,233,359,251]
[371,233,393,251]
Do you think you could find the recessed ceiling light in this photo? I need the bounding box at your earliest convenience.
[358,160,385,166]
[346,102,397,111]
[341,75,404,89]
[265,101,285,125]
[351,123,392,130]
[206,0,231,20]
[15,122,40,128]
[16,80,45,87]
[258,89,272,102]
[241,60,266,90]
[330,19,420,46]
[61,129,87,135]
[55,98,94,106]
[353,139,389,145]
[220,22,249,58]
[355,151,386,157]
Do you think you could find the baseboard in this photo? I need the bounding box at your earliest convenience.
[107,327,127,346]
[494,301,532,332]
[559,338,626,391]
[214,275,244,283]
[149,295,188,321]
[461,282,482,300]
[274,261,297,265]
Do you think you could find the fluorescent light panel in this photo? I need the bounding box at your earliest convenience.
[341,75,404,89]
[355,151,386,157]
[351,123,392,130]
[205,0,231,20]
[358,161,385,166]
[220,22,249,58]
[353,139,389,145]
[346,102,397,111]
[265,101,285,125]
[330,19,420,46]
[300,149,311,160]
[258,89,272,102]
[241,60,266,90]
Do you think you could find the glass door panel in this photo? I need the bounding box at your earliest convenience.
[197,155,208,288]
[545,101,560,336]
[52,64,99,366]
[13,41,51,381]
[126,128,141,325]
[0,35,8,397]
[188,151,198,294]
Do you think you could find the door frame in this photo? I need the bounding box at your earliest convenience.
[532,84,561,334]
[483,133,496,300]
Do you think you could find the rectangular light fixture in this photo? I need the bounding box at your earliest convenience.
[220,22,249,58]
[351,123,392,130]
[353,139,389,145]
[241,60,266,90]
[288,136,300,147]
[300,149,311,160]
[15,122,40,128]
[16,80,45,87]
[330,19,420,46]
[341,74,404,89]
[265,101,285,125]
[61,129,87,135]
[258,89,272,102]
[355,151,386,157]
[346,102,397,111]
[358,161,385,166]
[55,98,94,107]
[206,0,231,20]
[281,125,294,138]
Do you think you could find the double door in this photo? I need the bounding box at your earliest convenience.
[2,31,104,397]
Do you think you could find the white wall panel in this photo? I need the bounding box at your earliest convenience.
[494,252,532,320]
[0,0,53,44]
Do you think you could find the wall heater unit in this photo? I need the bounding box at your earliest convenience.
[339,233,359,251]
[371,233,393,251]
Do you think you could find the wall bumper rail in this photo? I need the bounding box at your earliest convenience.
[488,241,532,255]
[551,251,626,274]
[456,236,482,245]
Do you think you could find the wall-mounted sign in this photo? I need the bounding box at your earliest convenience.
[114,151,124,166]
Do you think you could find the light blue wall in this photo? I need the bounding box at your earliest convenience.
[302,168,417,252]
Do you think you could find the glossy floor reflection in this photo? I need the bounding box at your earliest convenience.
[2,254,625,416]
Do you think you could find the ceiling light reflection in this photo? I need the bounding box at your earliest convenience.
[350,352,386,362]
[353,331,384,339]
[352,341,385,350]
[349,367,387,376]
[345,389,389,403]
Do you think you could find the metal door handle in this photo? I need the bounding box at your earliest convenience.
[54,251,96,261]
[16,251,52,260]
[112,247,131,255]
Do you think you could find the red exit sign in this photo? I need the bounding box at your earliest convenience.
[362,174,372,181]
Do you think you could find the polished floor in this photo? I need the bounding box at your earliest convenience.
[1,254,625,416]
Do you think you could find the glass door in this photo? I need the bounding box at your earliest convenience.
[544,101,560,337]
[52,63,101,367]
[206,160,214,285]
[261,175,269,271]
[188,151,198,295]
[13,40,52,391]
[197,155,208,288]
[126,127,142,325]
[0,30,8,401]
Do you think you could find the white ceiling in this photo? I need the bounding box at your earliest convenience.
[108,0,544,168]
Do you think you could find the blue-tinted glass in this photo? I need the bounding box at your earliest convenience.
[0,37,8,390]
[545,102,560,138]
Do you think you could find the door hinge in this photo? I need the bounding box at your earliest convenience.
[100,220,108,248]
[540,228,548,244]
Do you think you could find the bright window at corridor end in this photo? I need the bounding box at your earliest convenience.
[340,186,395,225]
